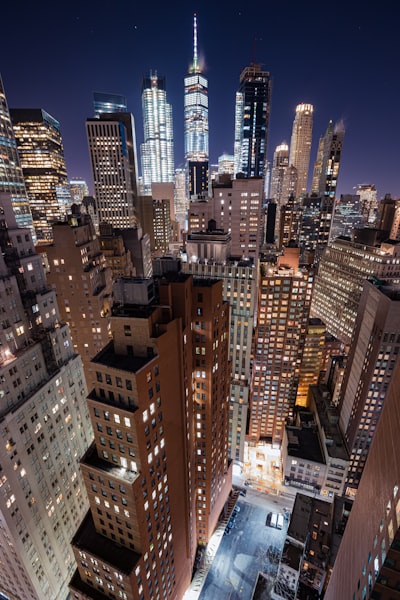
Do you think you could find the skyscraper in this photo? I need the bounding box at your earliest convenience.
[93,92,127,118]
[270,142,289,202]
[11,108,69,243]
[311,119,345,199]
[184,14,209,196]
[69,275,232,599]
[69,178,89,204]
[0,193,92,600]
[86,113,139,228]
[0,75,35,239]
[285,103,314,198]
[233,63,271,179]
[140,72,174,195]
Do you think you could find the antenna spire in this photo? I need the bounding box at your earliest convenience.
[193,13,199,72]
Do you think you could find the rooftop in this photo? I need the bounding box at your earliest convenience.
[92,341,153,373]
[81,442,139,484]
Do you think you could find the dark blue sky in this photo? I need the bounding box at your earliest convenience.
[2,0,399,198]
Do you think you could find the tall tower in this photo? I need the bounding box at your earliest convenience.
[141,72,174,195]
[86,113,139,228]
[270,142,289,202]
[233,63,271,179]
[311,119,345,199]
[184,14,209,197]
[0,193,92,600]
[10,108,69,243]
[0,75,35,239]
[286,103,314,198]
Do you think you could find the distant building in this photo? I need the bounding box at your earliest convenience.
[184,15,209,195]
[311,119,345,199]
[296,318,326,407]
[174,166,188,230]
[329,193,362,241]
[285,103,313,198]
[136,196,171,254]
[98,221,134,279]
[0,193,92,600]
[218,153,234,176]
[69,178,89,203]
[141,72,174,195]
[356,183,378,224]
[86,113,139,228]
[11,108,68,242]
[233,63,271,178]
[93,91,127,117]
[270,142,289,202]
[0,75,35,238]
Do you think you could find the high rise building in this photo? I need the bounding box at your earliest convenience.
[311,119,345,199]
[0,193,92,600]
[86,113,139,228]
[42,210,113,388]
[337,280,400,497]
[329,193,362,241]
[233,63,271,179]
[218,153,234,176]
[298,195,335,261]
[311,234,400,346]
[249,248,314,445]
[93,92,127,118]
[279,196,301,249]
[285,103,314,198]
[0,76,35,239]
[184,14,209,196]
[324,356,400,600]
[69,275,232,599]
[10,108,69,243]
[356,183,378,224]
[140,72,174,195]
[270,142,289,202]
[174,167,188,230]
[98,221,134,279]
[69,178,89,204]
[136,196,172,254]
[295,318,326,408]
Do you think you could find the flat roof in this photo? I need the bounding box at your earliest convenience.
[92,341,152,373]
[81,443,139,484]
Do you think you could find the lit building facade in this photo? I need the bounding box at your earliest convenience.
[311,235,400,346]
[0,194,92,600]
[250,250,314,445]
[357,183,378,225]
[286,103,314,198]
[184,15,208,196]
[174,167,188,230]
[93,92,127,118]
[43,211,113,389]
[86,113,139,229]
[329,193,362,241]
[270,142,289,202]
[311,119,345,199]
[296,318,326,408]
[0,76,35,238]
[141,72,174,195]
[11,108,69,243]
[69,275,232,599]
[69,179,89,204]
[233,63,271,179]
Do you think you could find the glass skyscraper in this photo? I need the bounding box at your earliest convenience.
[184,14,209,196]
[233,63,271,178]
[140,72,174,195]
[93,92,127,118]
[0,75,35,240]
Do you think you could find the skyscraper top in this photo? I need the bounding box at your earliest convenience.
[191,13,200,73]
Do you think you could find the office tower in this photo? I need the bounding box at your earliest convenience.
[93,92,127,118]
[0,193,92,600]
[311,235,400,346]
[279,196,301,249]
[69,275,232,599]
[10,109,69,243]
[69,178,89,203]
[311,119,345,198]
[184,14,209,196]
[211,176,264,257]
[0,76,35,238]
[337,280,400,497]
[377,193,400,240]
[233,63,271,178]
[249,248,313,445]
[298,195,335,261]
[329,193,362,241]
[325,356,400,600]
[43,210,113,388]
[295,318,326,407]
[286,103,314,198]
[218,153,234,176]
[140,72,174,195]
[136,196,171,254]
[270,142,289,202]
[174,167,188,230]
[357,183,378,224]
[86,113,139,229]
[188,160,208,197]
[183,234,257,462]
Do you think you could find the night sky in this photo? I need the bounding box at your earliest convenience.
[2,0,399,198]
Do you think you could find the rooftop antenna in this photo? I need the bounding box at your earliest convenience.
[193,13,199,73]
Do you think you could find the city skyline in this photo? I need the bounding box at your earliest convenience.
[2,1,399,199]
